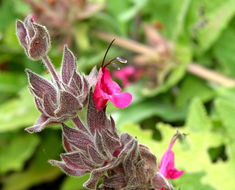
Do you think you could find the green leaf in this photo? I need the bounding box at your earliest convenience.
[196,0,235,52]
[176,75,214,107]
[215,87,235,104]
[0,88,39,132]
[118,0,148,22]
[0,0,16,31]
[0,132,39,174]
[2,131,62,190]
[114,98,186,126]
[215,98,235,140]
[174,172,215,190]
[212,27,235,77]
[74,24,90,51]
[61,175,88,190]
[0,72,26,94]
[141,43,191,97]
[167,0,192,41]
[186,97,212,132]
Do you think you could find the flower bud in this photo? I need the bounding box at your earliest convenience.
[16,15,50,60]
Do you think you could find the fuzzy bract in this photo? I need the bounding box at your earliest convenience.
[16,14,50,60]
[25,46,97,133]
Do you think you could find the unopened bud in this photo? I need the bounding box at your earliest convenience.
[16,14,50,60]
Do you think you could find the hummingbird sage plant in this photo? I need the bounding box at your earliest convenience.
[16,15,184,190]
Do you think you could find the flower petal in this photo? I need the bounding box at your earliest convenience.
[159,136,184,180]
[113,66,135,86]
[109,92,132,108]
[102,68,121,94]
[168,168,184,179]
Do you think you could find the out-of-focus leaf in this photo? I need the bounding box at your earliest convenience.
[0,72,26,93]
[106,0,132,34]
[174,172,215,190]
[74,24,90,51]
[215,98,235,140]
[213,27,235,77]
[61,175,88,190]
[114,98,186,126]
[12,0,31,15]
[196,0,235,52]
[118,0,148,22]
[215,87,235,104]
[3,23,22,51]
[92,13,123,34]
[0,0,16,31]
[176,75,214,107]
[0,88,39,132]
[186,98,212,132]
[2,131,62,190]
[167,0,192,41]
[0,132,39,174]
[141,43,191,97]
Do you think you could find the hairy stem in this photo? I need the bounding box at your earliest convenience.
[42,56,60,82]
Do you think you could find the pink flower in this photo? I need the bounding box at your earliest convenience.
[114,66,144,87]
[94,67,132,110]
[93,40,132,110]
[159,135,184,180]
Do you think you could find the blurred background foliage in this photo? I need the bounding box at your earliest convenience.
[0,0,235,189]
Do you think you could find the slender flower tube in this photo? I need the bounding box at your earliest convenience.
[159,134,184,179]
[93,40,132,110]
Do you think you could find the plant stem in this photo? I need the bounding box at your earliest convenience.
[42,56,59,82]
[187,63,235,87]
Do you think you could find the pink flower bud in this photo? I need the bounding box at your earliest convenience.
[159,134,184,179]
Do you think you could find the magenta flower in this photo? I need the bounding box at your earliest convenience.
[159,134,184,180]
[93,40,132,110]
[113,66,143,87]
